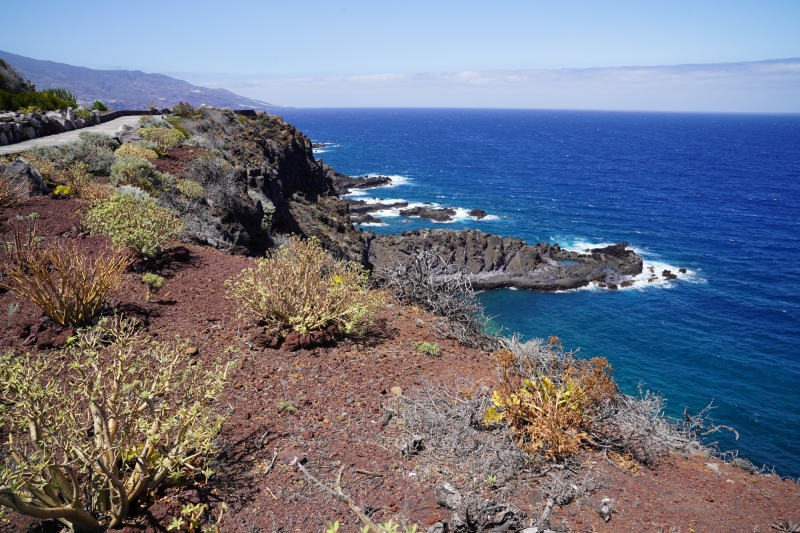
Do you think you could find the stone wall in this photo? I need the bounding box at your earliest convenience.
[0,107,265,147]
[0,107,102,146]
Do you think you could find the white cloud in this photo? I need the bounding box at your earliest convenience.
[202,59,800,112]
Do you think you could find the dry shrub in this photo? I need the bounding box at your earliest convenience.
[0,316,228,531]
[226,235,383,335]
[20,153,108,201]
[485,340,617,461]
[397,379,528,484]
[0,235,132,326]
[0,176,27,207]
[378,249,497,350]
[20,151,64,185]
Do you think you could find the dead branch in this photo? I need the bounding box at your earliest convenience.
[264,448,278,476]
[377,250,499,350]
[295,462,380,533]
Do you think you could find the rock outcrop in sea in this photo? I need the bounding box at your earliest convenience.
[367,230,643,291]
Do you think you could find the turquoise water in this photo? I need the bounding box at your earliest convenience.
[280,108,800,477]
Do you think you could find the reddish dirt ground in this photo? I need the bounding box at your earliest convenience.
[1,196,798,533]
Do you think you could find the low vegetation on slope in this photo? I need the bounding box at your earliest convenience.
[0,102,790,532]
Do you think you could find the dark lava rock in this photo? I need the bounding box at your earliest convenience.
[346,198,408,214]
[350,213,383,225]
[398,206,457,222]
[114,124,143,144]
[468,208,488,219]
[325,164,393,195]
[0,157,48,198]
[366,229,643,292]
[679,267,687,274]
[282,325,338,351]
[662,269,678,280]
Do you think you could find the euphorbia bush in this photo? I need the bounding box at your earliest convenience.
[0,317,228,531]
[139,127,186,154]
[226,235,383,335]
[84,193,185,258]
[0,236,132,327]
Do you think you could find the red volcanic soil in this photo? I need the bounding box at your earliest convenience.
[1,196,798,533]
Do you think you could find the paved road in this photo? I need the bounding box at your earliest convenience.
[0,116,143,156]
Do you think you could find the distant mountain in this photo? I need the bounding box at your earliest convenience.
[0,50,278,110]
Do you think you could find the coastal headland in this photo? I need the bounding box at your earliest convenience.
[1,106,797,532]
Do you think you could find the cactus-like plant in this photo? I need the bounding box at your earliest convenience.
[0,236,132,327]
[226,236,383,335]
[0,317,228,531]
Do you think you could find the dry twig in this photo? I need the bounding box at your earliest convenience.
[295,462,380,533]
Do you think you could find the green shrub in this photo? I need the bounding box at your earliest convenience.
[16,105,41,114]
[176,178,205,199]
[74,108,91,121]
[114,143,158,160]
[78,130,119,150]
[172,122,191,139]
[0,89,71,112]
[84,193,185,258]
[109,156,166,192]
[413,341,440,357]
[226,235,384,335]
[142,272,165,301]
[91,100,108,111]
[31,133,118,175]
[139,127,186,154]
[0,316,228,530]
[42,87,77,107]
[139,115,172,129]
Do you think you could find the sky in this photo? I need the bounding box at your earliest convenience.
[2,0,800,111]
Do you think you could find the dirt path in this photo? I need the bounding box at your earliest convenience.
[0,115,143,155]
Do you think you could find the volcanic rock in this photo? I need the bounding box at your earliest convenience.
[366,230,643,291]
[399,206,457,222]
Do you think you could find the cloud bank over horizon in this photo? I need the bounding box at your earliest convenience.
[194,58,800,113]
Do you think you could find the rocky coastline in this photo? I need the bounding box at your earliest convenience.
[367,229,644,291]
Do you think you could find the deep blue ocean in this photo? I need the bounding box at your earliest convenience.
[279,108,800,478]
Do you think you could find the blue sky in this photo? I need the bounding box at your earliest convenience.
[3,1,800,111]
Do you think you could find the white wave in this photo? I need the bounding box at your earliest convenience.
[559,239,618,253]
[555,239,701,291]
[360,197,411,205]
[556,283,604,294]
[369,200,437,218]
[313,149,329,154]
[342,175,411,199]
[364,174,411,187]
[357,221,387,227]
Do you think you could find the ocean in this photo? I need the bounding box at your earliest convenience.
[278,108,800,478]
